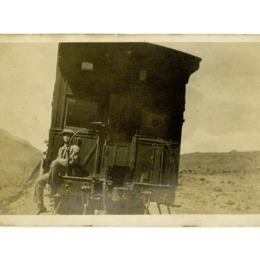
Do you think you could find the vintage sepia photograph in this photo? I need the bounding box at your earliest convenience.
[1,35,260,226]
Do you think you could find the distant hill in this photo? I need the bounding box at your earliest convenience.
[180,150,260,174]
[0,129,42,211]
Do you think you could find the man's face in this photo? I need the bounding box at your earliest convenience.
[63,134,71,143]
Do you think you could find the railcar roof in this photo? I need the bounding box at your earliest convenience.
[57,42,201,97]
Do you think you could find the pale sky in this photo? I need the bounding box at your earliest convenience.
[0,43,57,151]
[160,42,260,153]
[1,41,260,153]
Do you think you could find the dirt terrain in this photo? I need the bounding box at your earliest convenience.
[150,170,260,214]
[5,168,260,215]
[0,129,41,214]
[1,129,260,215]
[150,151,260,214]
[4,151,260,215]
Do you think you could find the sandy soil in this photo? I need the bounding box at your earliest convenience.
[5,169,260,215]
[150,170,260,214]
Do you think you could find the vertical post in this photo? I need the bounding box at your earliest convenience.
[157,203,162,214]
[124,145,128,165]
[93,135,100,177]
[159,147,165,185]
[150,146,156,184]
[102,181,107,214]
[113,145,118,164]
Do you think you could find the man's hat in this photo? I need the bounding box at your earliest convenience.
[61,129,74,136]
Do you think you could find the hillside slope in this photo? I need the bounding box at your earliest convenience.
[0,129,42,213]
[180,150,260,174]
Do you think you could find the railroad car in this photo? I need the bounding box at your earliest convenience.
[44,42,201,214]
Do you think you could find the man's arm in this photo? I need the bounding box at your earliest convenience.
[69,145,80,165]
[57,146,64,159]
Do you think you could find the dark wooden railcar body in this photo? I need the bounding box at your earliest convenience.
[46,42,201,214]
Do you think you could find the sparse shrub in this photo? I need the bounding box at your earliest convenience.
[226,200,235,205]
[214,187,223,192]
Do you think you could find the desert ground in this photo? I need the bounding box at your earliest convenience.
[150,169,260,214]
[4,163,260,215]
[1,127,260,215]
